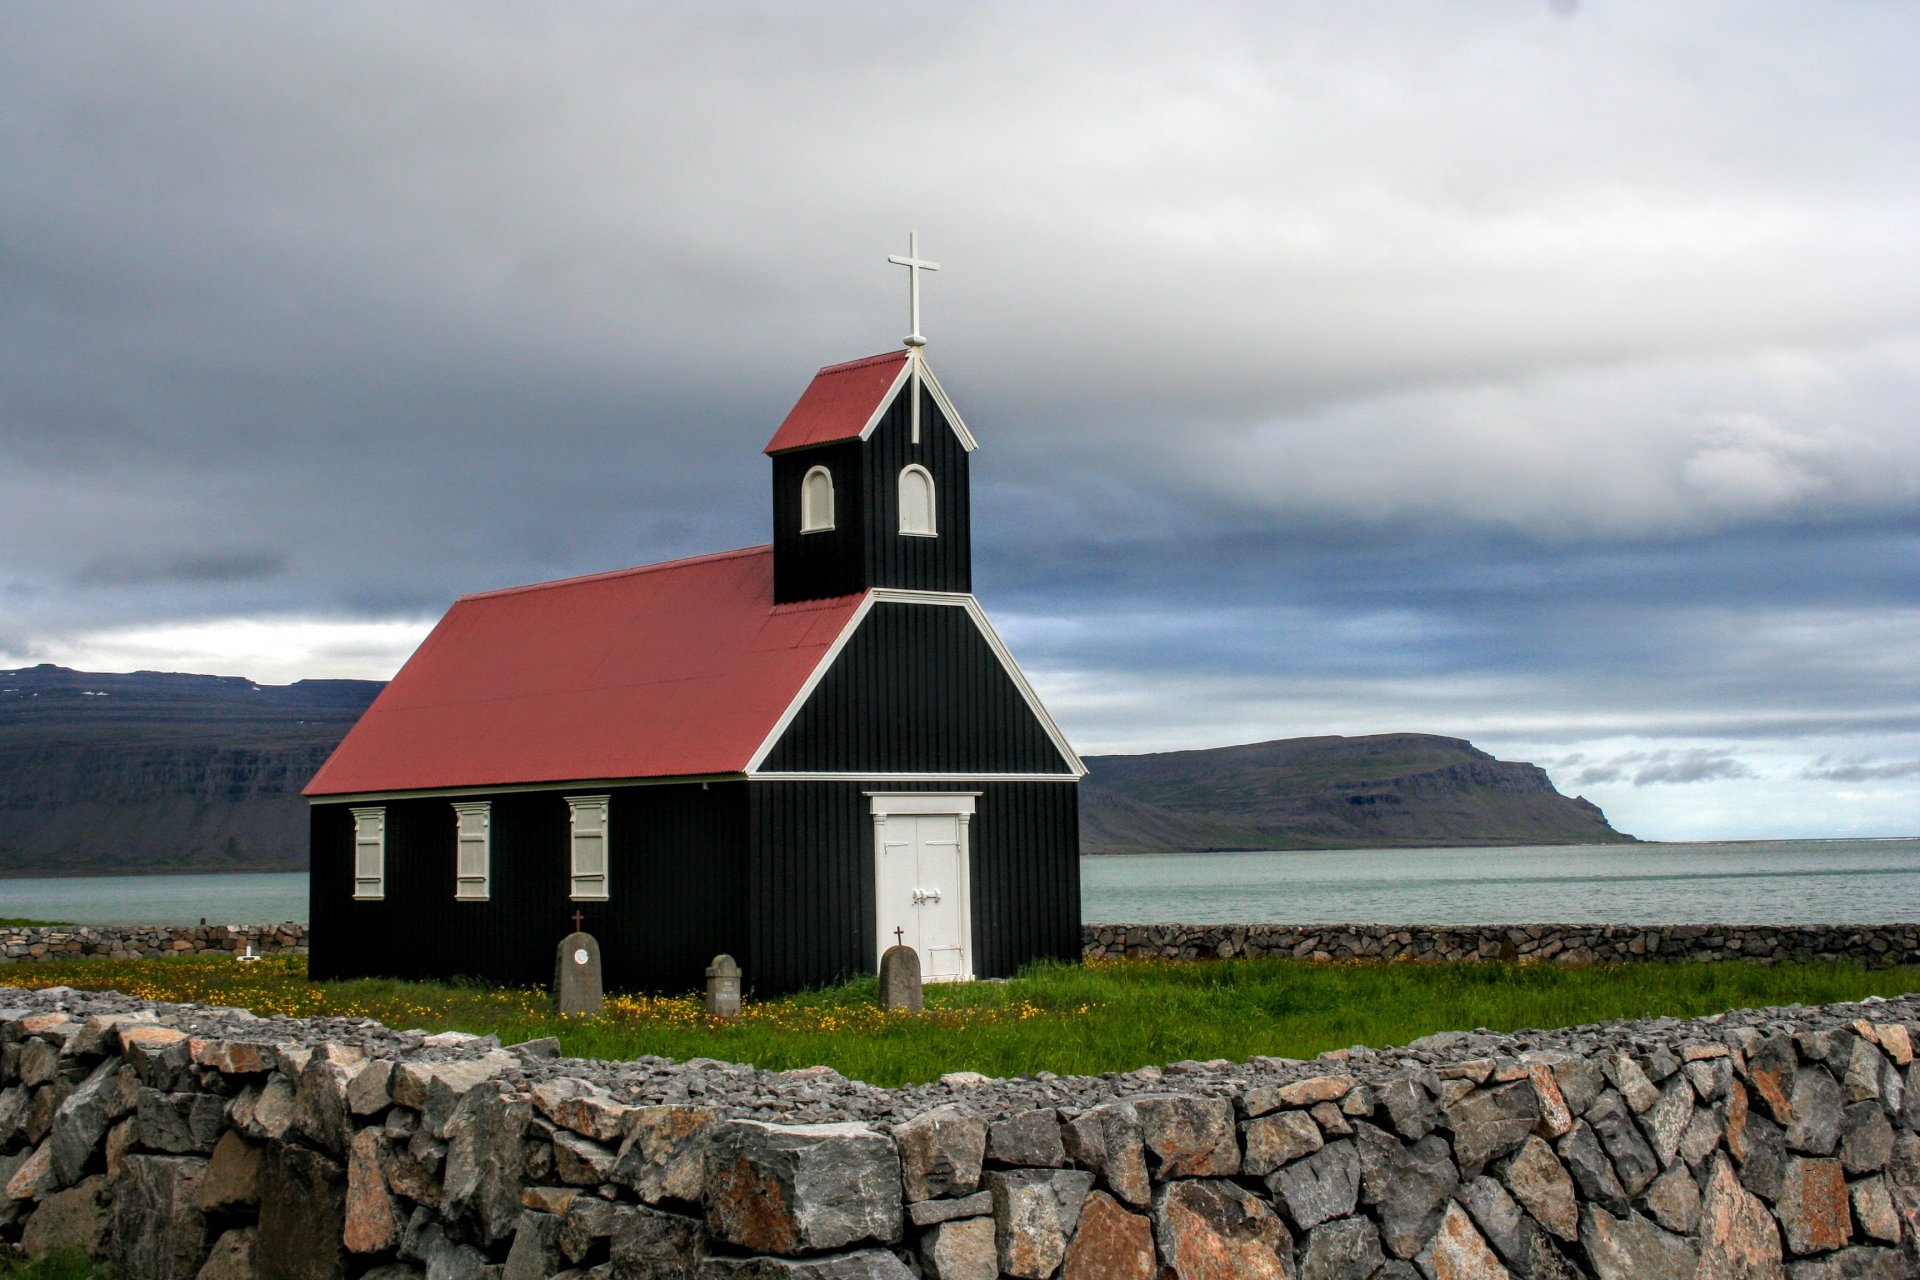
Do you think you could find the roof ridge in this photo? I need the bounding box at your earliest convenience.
[816,350,908,375]
[457,545,773,602]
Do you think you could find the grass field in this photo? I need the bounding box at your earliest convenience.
[3,953,1913,1087]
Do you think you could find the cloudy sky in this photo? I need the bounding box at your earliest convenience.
[3,2,1916,841]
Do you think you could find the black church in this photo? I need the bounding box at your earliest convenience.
[304,262,1085,997]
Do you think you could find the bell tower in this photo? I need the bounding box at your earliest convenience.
[764,236,977,604]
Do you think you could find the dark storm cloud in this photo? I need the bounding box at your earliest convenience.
[1,3,1917,837]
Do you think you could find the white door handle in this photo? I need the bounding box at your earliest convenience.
[913,887,942,904]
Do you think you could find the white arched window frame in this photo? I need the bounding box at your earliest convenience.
[801,465,835,533]
[898,465,937,537]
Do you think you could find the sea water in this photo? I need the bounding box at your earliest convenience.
[0,838,1915,927]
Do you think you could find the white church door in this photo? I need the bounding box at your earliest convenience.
[872,793,975,982]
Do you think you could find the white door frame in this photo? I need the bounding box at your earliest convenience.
[869,792,977,982]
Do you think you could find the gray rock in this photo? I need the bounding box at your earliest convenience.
[1841,1037,1890,1104]
[136,1086,228,1154]
[503,1209,564,1280]
[399,1214,489,1280]
[1353,1122,1458,1259]
[1586,1090,1660,1196]
[552,1130,618,1185]
[1685,1056,1732,1103]
[198,1130,264,1212]
[907,1190,992,1227]
[196,1226,261,1280]
[1642,1162,1701,1234]
[1849,1174,1900,1245]
[256,1143,345,1280]
[1265,1138,1359,1231]
[1839,1099,1894,1174]
[1377,1076,1442,1140]
[1637,1077,1694,1167]
[1061,1101,1149,1207]
[20,1173,108,1258]
[1499,1134,1578,1242]
[1454,1175,1528,1262]
[1737,1112,1787,1202]
[989,1168,1095,1278]
[109,1154,211,1280]
[1299,1216,1385,1280]
[1786,1067,1845,1155]
[443,1084,535,1245]
[1777,1155,1853,1256]
[705,1120,903,1255]
[347,1057,394,1115]
[615,1104,716,1206]
[1578,1206,1698,1280]
[558,1196,636,1263]
[920,1215,995,1280]
[611,1204,708,1280]
[1132,1092,1240,1178]
[1786,1247,1909,1280]
[893,1106,987,1201]
[1678,1104,1725,1167]
[1532,1052,1605,1116]
[1554,1121,1629,1216]
[1242,1109,1324,1176]
[291,1057,352,1154]
[985,1108,1064,1169]
[48,1058,118,1187]
[1152,1178,1293,1280]
[696,1252,915,1279]
[1604,1052,1662,1113]
[1694,1154,1784,1280]
[1446,1081,1539,1174]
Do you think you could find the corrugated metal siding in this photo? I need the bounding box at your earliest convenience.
[761,600,1071,775]
[772,440,866,604]
[748,780,1079,994]
[770,382,971,604]
[308,781,749,994]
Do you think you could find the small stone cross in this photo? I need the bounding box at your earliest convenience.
[894,926,906,947]
[571,910,584,933]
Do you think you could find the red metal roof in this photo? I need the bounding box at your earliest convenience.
[762,351,909,454]
[302,546,863,796]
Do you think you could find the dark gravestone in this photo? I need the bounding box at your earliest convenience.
[555,931,604,1017]
[879,944,924,1014]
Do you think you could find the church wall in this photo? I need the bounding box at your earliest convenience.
[308,780,749,995]
[748,778,1079,995]
[757,600,1072,776]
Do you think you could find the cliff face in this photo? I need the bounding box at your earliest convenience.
[0,665,380,874]
[1080,733,1631,853]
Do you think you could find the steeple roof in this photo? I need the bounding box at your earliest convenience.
[763,350,976,455]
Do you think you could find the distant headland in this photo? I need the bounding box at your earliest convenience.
[0,665,1627,874]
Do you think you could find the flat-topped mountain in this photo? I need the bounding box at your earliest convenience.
[0,667,1627,873]
[1080,733,1631,852]
[0,664,381,875]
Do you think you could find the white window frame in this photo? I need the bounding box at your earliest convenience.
[567,794,610,901]
[898,464,936,537]
[801,465,835,533]
[453,801,490,901]
[350,806,386,900]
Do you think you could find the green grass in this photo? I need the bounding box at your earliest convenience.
[0,919,66,928]
[0,1249,111,1279]
[2,953,1913,1087]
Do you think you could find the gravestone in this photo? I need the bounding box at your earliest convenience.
[879,942,923,1014]
[706,954,742,1018]
[554,928,603,1017]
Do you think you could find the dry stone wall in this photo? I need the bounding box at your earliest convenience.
[1084,923,1920,967]
[1,924,308,963]
[6,983,1920,1278]
[5,920,1915,969]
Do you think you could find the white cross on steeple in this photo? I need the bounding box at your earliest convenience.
[887,231,940,349]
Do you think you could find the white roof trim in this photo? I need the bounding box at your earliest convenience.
[755,772,1077,783]
[846,351,977,452]
[745,588,1088,777]
[309,773,748,805]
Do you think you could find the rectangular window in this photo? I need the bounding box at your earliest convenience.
[351,806,386,900]
[453,801,490,901]
[567,795,610,901]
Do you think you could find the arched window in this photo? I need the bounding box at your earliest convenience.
[899,465,936,536]
[801,465,835,533]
